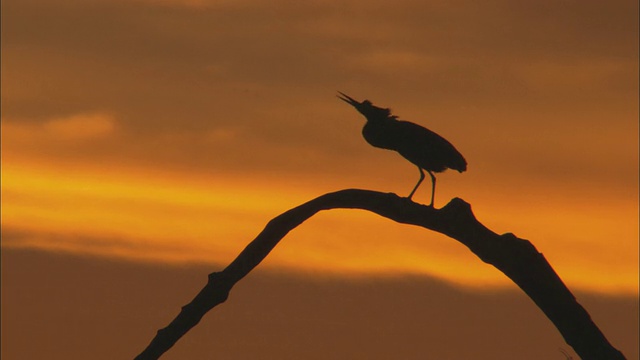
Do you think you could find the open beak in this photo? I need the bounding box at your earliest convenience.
[337,91,361,108]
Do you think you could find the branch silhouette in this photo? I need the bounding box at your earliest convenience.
[135,189,625,360]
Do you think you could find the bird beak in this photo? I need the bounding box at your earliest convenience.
[337,91,361,108]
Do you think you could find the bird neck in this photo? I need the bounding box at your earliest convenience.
[362,118,398,150]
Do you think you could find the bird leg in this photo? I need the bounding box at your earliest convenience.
[407,167,425,201]
[427,170,436,207]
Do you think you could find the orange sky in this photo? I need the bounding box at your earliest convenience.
[2,0,638,296]
[2,0,639,358]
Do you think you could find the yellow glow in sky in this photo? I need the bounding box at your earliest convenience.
[2,160,637,295]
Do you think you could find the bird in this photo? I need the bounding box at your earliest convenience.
[337,92,467,207]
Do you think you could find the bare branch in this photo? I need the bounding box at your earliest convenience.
[134,189,626,360]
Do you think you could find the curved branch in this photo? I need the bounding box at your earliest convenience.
[134,189,625,360]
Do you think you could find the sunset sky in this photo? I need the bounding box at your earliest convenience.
[2,0,638,358]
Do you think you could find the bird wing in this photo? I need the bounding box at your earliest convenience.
[392,120,467,172]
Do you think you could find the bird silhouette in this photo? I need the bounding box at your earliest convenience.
[338,92,467,207]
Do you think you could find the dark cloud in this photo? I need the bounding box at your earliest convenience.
[0,227,203,257]
[3,0,636,118]
[1,0,637,192]
[2,248,638,359]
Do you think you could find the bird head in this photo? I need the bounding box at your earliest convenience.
[337,92,394,120]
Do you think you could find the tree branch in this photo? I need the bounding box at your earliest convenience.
[134,189,626,360]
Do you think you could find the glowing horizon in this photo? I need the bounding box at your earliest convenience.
[3,157,637,295]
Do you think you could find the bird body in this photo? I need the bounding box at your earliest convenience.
[362,117,467,173]
[338,92,466,206]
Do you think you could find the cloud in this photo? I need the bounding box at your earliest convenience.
[4,0,637,98]
[2,112,118,163]
[43,113,116,139]
[2,248,639,359]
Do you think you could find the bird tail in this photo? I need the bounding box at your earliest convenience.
[453,156,468,173]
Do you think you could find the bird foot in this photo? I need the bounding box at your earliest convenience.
[405,196,434,208]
